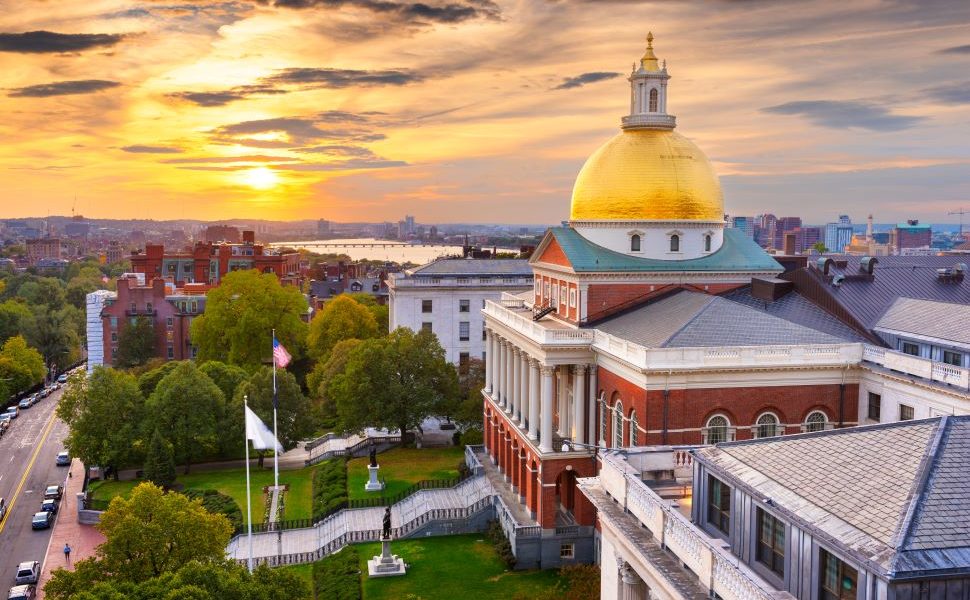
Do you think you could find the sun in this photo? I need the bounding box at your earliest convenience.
[238,167,279,190]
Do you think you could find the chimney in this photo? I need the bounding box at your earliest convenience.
[783,233,796,255]
[243,230,255,244]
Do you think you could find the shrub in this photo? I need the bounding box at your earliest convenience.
[485,519,516,569]
[182,488,243,531]
[312,458,348,521]
[312,546,361,600]
[460,429,483,446]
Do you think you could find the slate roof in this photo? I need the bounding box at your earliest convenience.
[804,255,970,331]
[694,416,970,579]
[407,258,532,277]
[721,287,871,344]
[542,227,783,273]
[875,297,970,347]
[595,290,857,348]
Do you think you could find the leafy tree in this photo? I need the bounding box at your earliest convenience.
[307,295,378,361]
[147,362,223,473]
[452,357,486,431]
[198,361,249,455]
[143,429,176,489]
[16,276,66,308]
[57,367,144,479]
[198,361,248,405]
[189,270,308,370]
[114,316,156,368]
[25,304,78,375]
[0,334,46,393]
[137,360,181,398]
[234,367,312,450]
[330,328,459,440]
[346,292,389,333]
[307,338,362,401]
[812,241,828,254]
[0,299,32,344]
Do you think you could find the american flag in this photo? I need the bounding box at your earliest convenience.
[272,338,291,369]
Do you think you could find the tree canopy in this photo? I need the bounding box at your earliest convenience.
[0,334,46,395]
[147,362,223,473]
[306,295,378,361]
[189,270,308,370]
[329,328,459,439]
[57,368,145,478]
[233,367,312,449]
[114,316,156,369]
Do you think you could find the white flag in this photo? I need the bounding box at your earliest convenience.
[245,405,283,452]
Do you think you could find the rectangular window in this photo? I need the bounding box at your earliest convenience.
[559,285,566,305]
[756,508,785,578]
[167,345,174,359]
[421,322,432,333]
[110,317,118,328]
[569,288,577,308]
[459,352,469,367]
[707,475,731,534]
[899,404,914,421]
[459,299,470,313]
[166,317,174,329]
[146,302,153,313]
[456,277,469,284]
[110,332,117,342]
[560,544,575,559]
[867,392,881,421]
[902,342,919,356]
[544,281,551,300]
[480,277,491,284]
[551,283,559,305]
[422,300,433,313]
[129,302,137,313]
[191,301,198,312]
[820,548,858,600]
[459,321,470,341]
[943,350,962,366]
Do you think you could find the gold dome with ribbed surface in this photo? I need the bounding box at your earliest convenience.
[569,129,724,221]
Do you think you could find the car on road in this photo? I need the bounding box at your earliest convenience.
[30,512,52,530]
[38,389,49,399]
[16,399,30,410]
[2,407,17,419]
[40,499,58,515]
[0,498,6,521]
[57,374,68,384]
[56,451,71,466]
[43,485,63,502]
[0,420,8,437]
[13,562,38,585]
[7,584,35,600]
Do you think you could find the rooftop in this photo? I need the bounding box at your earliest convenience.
[695,416,970,578]
[406,258,533,277]
[875,297,970,348]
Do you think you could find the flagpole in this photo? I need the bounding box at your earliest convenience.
[244,394,253,574]
[272,328,279,491]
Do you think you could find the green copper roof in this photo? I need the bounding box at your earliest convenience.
[547,227,783,273]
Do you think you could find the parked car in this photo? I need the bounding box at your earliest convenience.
[40,499,57,515]
[7,584,35,600]
[0,497,6,521]
[38,389,49,399]
[43,485,63,502]
[13,562,38,585]
[0,420,8,436]
[55,451,71,466]
[3,407,18,419]
[16,399,30,410]
[57,374,68,384]
[30,512,52,530]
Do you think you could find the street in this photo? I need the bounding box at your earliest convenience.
[0,387,70,594]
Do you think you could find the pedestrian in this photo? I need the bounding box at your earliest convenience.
[63,543,71,563]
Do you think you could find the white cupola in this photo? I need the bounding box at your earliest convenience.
[622,32,676,131]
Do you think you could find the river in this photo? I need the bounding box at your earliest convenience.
[269,238,468,264]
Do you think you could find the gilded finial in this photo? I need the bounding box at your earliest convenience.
[647,32,653,47]
[640,32,659,71]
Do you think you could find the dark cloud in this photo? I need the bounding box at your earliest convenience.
[293,145,377,157]
[0,31,126,53]
[938,44,970,55]
[760,100,924,132]
[553,71,620,90]
[162,154,301,164]
[264,68,422,88]
[261,0,500,24]
[121,145,184,154]
[925,82,970,104]
[8,80,121,98]
[275,158,407,171]
[210,112,388,146]
[169,84,287,107]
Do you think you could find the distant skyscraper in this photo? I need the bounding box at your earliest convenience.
[824,215,853,253]
[317,219,332,239]
[730,216,754,238]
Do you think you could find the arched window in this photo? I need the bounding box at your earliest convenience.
[805,411,827,433]
[629,410,639,446]
[670,234,680,252]
[649,88,658,112]
[630,234,641,252]
[705,415,729,445]
[756,412,781,438]
[599,393,607,445]
[705,234,712,252]
[613,400,624,448]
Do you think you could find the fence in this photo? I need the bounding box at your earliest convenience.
[304,434,402,467]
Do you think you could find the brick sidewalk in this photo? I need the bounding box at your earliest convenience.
[36,459,105,599]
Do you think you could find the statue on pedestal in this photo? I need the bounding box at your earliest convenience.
[369,446,378,468]
[382,506,391,540]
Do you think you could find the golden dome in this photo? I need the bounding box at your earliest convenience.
[569,129,724,222]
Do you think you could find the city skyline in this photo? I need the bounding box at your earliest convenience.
[3,1,970,224]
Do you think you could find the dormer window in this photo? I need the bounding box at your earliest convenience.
[704,234,712,252]
[630,234,641,252]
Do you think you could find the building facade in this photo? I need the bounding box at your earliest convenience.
[388,259,532,364]
[26,237,61,266]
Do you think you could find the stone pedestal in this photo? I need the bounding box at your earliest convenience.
[367,539,406,577]
[365,465,384,492]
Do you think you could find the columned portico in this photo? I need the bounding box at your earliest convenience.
[620,561,648,600]
[528,359,540,439]
[510,347,520,419]
[540,365,555,453]
[573,364,587,445]
[587,365,598,446]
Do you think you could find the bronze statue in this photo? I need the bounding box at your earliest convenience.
[369,446,378,468]
[382,506,391,539]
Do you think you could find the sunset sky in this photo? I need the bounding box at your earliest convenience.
[2,0,970,224]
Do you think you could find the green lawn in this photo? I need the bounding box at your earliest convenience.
[347,447,464,501]
[88,464,317,524]
[358,534,562,599]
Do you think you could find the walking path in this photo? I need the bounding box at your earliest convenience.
[36,460,106,599]
[227,475,494,564]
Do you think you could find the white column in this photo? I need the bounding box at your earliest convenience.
[572,364,587,445]
[517,351,528,425]
[497,339,506,407]
[539,365,555,453]
[528,359,540,440]
[485,330,493,394]
[621,563,647,600]
[557,368,568,437]
[587,365,598,446]
[510,348,520,419]
[504,343,513,413]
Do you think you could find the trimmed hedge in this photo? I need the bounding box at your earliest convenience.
[312,546,361,600]
[486,519,516,569]
[182,488,243,531]
[312,458,348,521]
